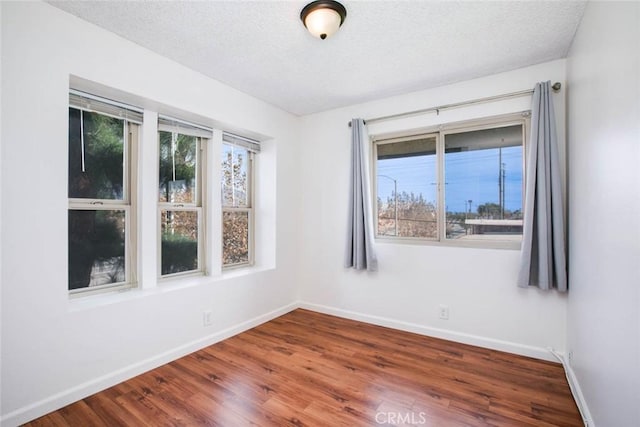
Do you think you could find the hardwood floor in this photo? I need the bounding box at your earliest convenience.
[26,309,582,426]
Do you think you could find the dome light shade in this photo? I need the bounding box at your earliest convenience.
[300,1,347,40]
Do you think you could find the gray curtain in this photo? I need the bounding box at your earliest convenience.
[345,119,378,271]
[517,81,567,291]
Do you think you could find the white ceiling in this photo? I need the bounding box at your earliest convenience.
[49,1,587,116]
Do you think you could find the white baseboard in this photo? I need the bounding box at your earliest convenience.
[298,301,556,362]
[0,302,298,427]
[548,349,594,427]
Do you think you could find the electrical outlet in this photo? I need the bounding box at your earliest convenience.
[439,305,449,320]
[568,350,574,363]
[203,310,213,326]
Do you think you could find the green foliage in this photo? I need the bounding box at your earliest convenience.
[474,202,521,220]
[68,210,125,290]
[477,202,502,218]
[161,233,198,275]
[68,109,125,199]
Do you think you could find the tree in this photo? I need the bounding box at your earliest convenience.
[221,146,250,265]
[221,148,248,206]
[477,202,502,218]
[378,191,437,237]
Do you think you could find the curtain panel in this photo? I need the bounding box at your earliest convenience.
[345,119,378,271]
[518,81,567,291]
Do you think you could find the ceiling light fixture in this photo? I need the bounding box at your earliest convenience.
[300,0,347,40]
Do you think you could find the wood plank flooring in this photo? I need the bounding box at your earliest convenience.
[25,309,582,426]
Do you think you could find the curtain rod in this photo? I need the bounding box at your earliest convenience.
[348,82,561,127]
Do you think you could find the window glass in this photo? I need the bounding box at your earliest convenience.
[373,115,527,247]
[222,211,249,266]
[158,128,203,278]
[222,143,252,267]
[160,210,199,275]
[221,144,249,207]
[68,209,125,290]
[68,108,125,200]
[444,125,523,240]
[376,136,438,238]
[158,131,197,204]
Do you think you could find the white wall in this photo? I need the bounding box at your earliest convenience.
[0,2,299,425]
[0,2,3,421]
[298,60,569,360]
[566,2,640,426]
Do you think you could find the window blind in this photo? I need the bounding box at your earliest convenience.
[158,115,213,139]
[69,90,143,124]
[223,132,260,153]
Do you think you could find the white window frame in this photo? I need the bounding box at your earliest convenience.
[157,119,210,279]
[372,112,530,249]
[221,135,257,269]
[68,92,141,296]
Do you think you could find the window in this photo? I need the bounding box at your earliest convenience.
[67,84,268,294]
[221,133,259,267]
[158,117,210,277]
[374,113,528,246]
[68,91,141,294]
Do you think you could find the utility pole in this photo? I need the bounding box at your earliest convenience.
[501,163,506,219]
[498,148,505,219]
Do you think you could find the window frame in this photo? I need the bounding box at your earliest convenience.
[372,111,530,249]
[221,143,255,269]
[157,127,208,280]
[68,102,139,297]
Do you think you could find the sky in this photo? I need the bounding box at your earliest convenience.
[377,146,522,214]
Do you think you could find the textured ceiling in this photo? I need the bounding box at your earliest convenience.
[49,1,587,116]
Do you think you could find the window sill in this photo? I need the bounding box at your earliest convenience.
[68,264,274,311]
[375,236,521,250]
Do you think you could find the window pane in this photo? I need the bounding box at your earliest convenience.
[68,209,126,290]
[376,136,438,238]
[223,211,249,265]
[159,131,197,204]
[68,108,125,200]
[161,210,199,275]
[444,125,523,240]
[221,144,249,207]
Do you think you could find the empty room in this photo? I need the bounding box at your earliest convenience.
[1,1,638,426]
